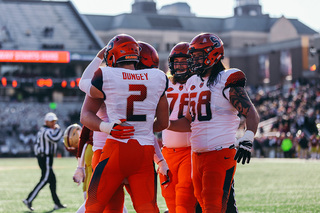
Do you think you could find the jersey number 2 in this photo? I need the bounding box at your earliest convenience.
[127,84,147,121]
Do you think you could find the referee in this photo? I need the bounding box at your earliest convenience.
[23,112,66,211]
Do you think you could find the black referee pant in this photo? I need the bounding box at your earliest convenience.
[25,154,61,205]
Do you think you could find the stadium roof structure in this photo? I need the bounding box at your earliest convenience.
[85,12,317,36]
[0,0,104,55]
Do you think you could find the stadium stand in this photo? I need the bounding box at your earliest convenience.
[0,0,319,159]
[0,0,102,51]
[248,78,320,158]
[0,0,103,157]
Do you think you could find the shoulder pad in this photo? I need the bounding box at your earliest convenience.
[225,70,246,88]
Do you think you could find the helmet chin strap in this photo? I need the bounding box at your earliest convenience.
[174,70,192,84]
[174,74,187,84]
[197,65,212,80]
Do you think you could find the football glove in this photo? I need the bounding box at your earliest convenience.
[73,167,85,186]
[157,159,169,176]
[99,119,134,139]
[160,170,172,189]
[233,130,254,164]
[157,159,171,188]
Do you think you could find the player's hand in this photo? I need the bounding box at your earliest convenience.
[73,167,85,186]
[157,159,169,176]
[159,167,172,189]
[233,130,254,164]
[99,119,135,139]
[97,47,106,60]
[110,119,135,139]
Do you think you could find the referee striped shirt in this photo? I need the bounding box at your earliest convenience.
[34,125,63,156]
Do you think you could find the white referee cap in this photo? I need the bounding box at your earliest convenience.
[44,112,58,121]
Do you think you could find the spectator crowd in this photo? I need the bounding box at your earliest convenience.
[1,77,319,158]
[248,77,320,159]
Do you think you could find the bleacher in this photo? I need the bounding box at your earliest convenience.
[0,101,82,157]
[0,0,102,52]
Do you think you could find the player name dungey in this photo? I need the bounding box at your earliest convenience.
[122,72,149,80]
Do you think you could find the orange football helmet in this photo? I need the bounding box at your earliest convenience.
[136,41,159,69]
[188,33,224,75]
[104,34,140,67]
[168,42,192,84]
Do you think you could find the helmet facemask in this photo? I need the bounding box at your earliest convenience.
[189,50,209,77]
[170,57,192,84]
[189,33,224,77]
[168,42,192,84]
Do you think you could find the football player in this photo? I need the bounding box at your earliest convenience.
[77,40,168,213]
[136,41,170,179]
[160,42,198,213]
[77,48,129,213]
[136,41,159,70]
[72,125,93,200]
[168,33,260,212]
[80,34,169,212]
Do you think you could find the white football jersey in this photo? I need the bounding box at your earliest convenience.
[186,68,245,153]
[92,103,109,151]
[79,56,109,151]
[92,67,167,146]
[162,80,191,148]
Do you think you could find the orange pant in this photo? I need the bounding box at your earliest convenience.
[86,139,158,213]
[91,149,126,213]
[192,148,236,213]
[91,149,101,170]
[160,146,197,213]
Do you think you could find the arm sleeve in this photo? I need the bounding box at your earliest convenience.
[79,57,103,95]
[153,136,164,164]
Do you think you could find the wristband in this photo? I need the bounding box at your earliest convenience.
[243,130,255,142]
[99,122,114,134]
[157,159,164,165]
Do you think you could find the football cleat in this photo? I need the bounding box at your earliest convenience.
[22,199,34,211]
[53,203,67,210]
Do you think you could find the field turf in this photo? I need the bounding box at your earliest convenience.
[0,157,320,212]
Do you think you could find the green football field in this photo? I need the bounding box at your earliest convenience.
[0,157,320,212]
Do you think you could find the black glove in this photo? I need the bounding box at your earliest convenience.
[234,140,252,164]
[232,130,254,164]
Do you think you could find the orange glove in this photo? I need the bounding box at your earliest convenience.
[99,119,135,139]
